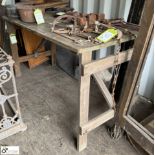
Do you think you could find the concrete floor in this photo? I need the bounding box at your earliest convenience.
[0,62,139,155]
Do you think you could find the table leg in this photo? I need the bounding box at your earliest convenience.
[78,51,92,151]
[0,18,5,48]
[51,42,56,66]
[7,23,21,77]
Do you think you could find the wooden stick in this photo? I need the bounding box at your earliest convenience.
[78,51,92,152]
[19,50,51,63]
[93,72,113,108]
[80,109,114,135]
[7,23,21,77]
[51,43,56,65]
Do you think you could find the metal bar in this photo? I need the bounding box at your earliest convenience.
[0,84,17,114]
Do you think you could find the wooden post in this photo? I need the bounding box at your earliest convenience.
[78,51,92,151]
[117,0,154,126]
[51,42,56,65]
[113,1,154,153]
[0,19,5,47]
[6,22,21,77]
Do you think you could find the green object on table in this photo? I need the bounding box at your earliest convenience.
[96,28,118,43]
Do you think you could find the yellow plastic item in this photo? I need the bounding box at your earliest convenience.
[96,28,118,43]
[34,8,45,25]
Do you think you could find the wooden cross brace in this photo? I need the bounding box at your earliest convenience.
[78,48,133,151]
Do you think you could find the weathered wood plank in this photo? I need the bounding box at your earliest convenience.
[124,116,154,155]
[80,109,114,135]
[145,120,154,135]
[141,113,154,127]
[34,1,69,9]
[51,43,56,65]
[19,50,51,63]
[21,28,49,69]
[6,22,21,77]
[78,51,92,152]
[3,15,136,54]
[115,2,154,153]
[117,0,154,126]
[0,5,5,47]
[82,49,133,76]
[127,115,154,139]
[93,72,113,108]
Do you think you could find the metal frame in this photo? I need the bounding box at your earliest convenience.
[0,47,26,140]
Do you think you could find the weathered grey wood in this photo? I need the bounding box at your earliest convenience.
[82,49,133,76]
[117,0,154,126]
[93,72,113,108]
[127,115,154,139]
[115,1,154,154]
[19,50,51,63]
[124,116,154,155]
[0,6,5,47]
[78,51,92,152]
[80,109,114,135]
[144,120,154,135]
[0,18,5,47]
[51,43,56,65]
[2,9,139,152]
[3,15,136,54]
[33,1,69,9]
[141,113,154,127]
[6,22,21,77]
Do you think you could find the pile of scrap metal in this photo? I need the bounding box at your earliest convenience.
[51,11,140,45]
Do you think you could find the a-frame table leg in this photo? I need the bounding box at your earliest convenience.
[78,51,92,152]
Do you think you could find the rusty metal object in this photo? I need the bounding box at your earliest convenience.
[76,33,92,42]
[17,9,36,23]
[78,16,87,26]
[87,13,97,25]
[97,13,105,22]
[54,33,88,45]
[16,2,45,23]
[51,15,78,33]
[51,11,139,45]
[16,1,68,23]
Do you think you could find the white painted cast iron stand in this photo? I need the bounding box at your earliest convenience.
[0,47,26,140]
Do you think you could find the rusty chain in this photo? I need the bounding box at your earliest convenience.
[111,40,121,111]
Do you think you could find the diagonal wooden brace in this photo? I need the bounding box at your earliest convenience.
[93,72,114,109]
